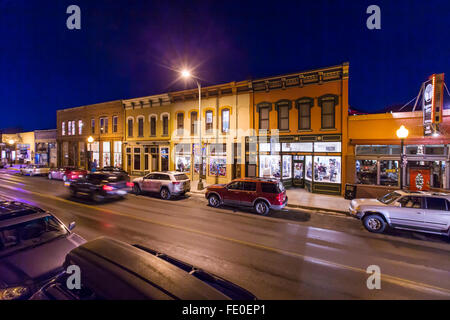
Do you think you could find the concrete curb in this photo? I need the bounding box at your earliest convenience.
[188,191,349,216]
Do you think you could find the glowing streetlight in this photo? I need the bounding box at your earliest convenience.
[8,139,14,145]
[396,125,409,189]
[87,136,94,143]
[179,69,204,190]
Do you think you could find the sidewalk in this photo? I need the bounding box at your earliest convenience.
[189,180,350,214]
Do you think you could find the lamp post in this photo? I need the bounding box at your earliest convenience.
[8,139,15,166]
[87,136,94,171]
[396,125,409,189]
[181,69,204,190]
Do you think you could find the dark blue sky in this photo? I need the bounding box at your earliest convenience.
[0,0,449,131]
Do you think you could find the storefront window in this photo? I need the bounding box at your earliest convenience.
[259,155,281,178]
[102,142,110,167]
[175,144,191,172]
[210,157,226,176]
[356,160,377,185]
[314,142,341,153]
[305,156,313,181]
[282,156,292,179]
[90,142,100,166]
[314,156,341,183]
[113,141,122,168]
[293,161,304,180]
[379,160,398,186]
[193,144,206,175]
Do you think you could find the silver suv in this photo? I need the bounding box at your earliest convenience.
[350,190,450,238]
[132,171,190,200]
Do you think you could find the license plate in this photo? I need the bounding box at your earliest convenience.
[117,190,127,195]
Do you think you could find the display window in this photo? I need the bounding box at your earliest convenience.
[379,160,398,186]
[175,144,191,172]
[356,160,377,185]
[209,157,227,176]
[259,155,281,178]
[314,156,341,183]
[305,156,313,181]
[102,142,111,167]
[282,156,292,179]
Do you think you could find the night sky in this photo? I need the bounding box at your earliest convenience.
[0,0,449,131]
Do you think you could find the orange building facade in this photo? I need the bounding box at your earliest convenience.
[347,109,450,198]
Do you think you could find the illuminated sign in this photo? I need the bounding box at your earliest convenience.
[423,73,445,136]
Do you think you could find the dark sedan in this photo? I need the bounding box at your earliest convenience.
[0,201,85,300]
[68,172,133,202]
[31,237,257,300]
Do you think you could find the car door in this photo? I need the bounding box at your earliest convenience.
[390,196,425,228]
[142,174,156,192]
[240,182,257,207]
[422,197,450,232]
[222,181,242,206]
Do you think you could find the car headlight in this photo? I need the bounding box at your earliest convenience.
[0,286,29,300]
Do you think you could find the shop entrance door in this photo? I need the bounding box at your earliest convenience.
[292,156,305,188]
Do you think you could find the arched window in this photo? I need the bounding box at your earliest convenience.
[127,117,134,137]
[137,116,144,137]
[205,110,213,133]
[221,108,230,133]
[191,111,198,135]
[149,115,157,136]
[176,113,184,135]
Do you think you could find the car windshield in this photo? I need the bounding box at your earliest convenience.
[0,216,68,257]
[278,182,285,193]
[174,174,188,181]
[377,191,401,204]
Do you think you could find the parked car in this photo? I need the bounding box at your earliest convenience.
[68,172,133,202]
[132,171,190,200]
[0,201,85,300]
[31,237,257,300]
[205,178,288,215]
[349,190,450,238]
[48,167,87,182]
[20,164,50,176]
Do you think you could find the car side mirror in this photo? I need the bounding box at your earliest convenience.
[68,222,76,231]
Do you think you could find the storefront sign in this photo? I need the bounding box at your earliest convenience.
[409,168,430,191]
[423,73,445,136]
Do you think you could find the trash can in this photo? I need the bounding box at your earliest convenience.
[344,184,357,200]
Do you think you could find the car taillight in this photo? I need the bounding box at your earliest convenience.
[276,193,284,204]
[173,181,181,185]
[71,174,78,179]
[126,182,134,187]
[103,185,114,191]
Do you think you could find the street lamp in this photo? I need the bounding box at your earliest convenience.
[7,139,14,166]
[180,69,204,190]
[87,136,94,171]
[396,125,409,189]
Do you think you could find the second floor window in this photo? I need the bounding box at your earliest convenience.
[191,111,198,135]
[100,117,108,134]
[222,109,230,133]
[259,107,270,130]
[319,95,338,129]
[162,115,169,135]
[177,113,184,135]
[113,116,118,133]
[205,111,213,133]
[297,100,312,130]
[128,119,133,137]
[138,117,144,137]
[78,120,83,135]
[62,122,66,136]
[150,117,156,136]
[277,105,289,130]
[91,119,95,134]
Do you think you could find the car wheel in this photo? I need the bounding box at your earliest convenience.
[160,187,171,200]
[91,192,103,203]
[133,183,141,195]
[48,173,52,179]
[363,214,386,233]
[254,200,270,216]
[69,188,78,198]
[208,194,221,208]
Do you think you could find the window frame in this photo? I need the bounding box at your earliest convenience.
[112,116,118,133]
[318,94,338,130]
[127,118,133,137]
[176,113,184,135]
[221,108,230,133]
[150,116,156,136]
[296,97,314,130]
[205,110,213,134]
[275,100,291,131]
[137,117,144,137]
[190,111,198,135]
[162,115,169,136]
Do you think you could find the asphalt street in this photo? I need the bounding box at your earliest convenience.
[1,169,450,299]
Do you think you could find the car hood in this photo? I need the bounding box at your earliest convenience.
[0,233,85,288]
[133,177,144,183]
[351,198,387,208]
[207,184,227,190]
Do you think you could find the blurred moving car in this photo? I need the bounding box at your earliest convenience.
[132,171,190,200]
[205,178,288,215]
[20,164,50,176]
[48,167,87,182]
[0,201,85,300]
[68,172,133,202]
[98,166,128,175]
[349,190,450,238]
[31,237,257,300]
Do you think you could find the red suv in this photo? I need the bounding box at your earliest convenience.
[205,178,288,215]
